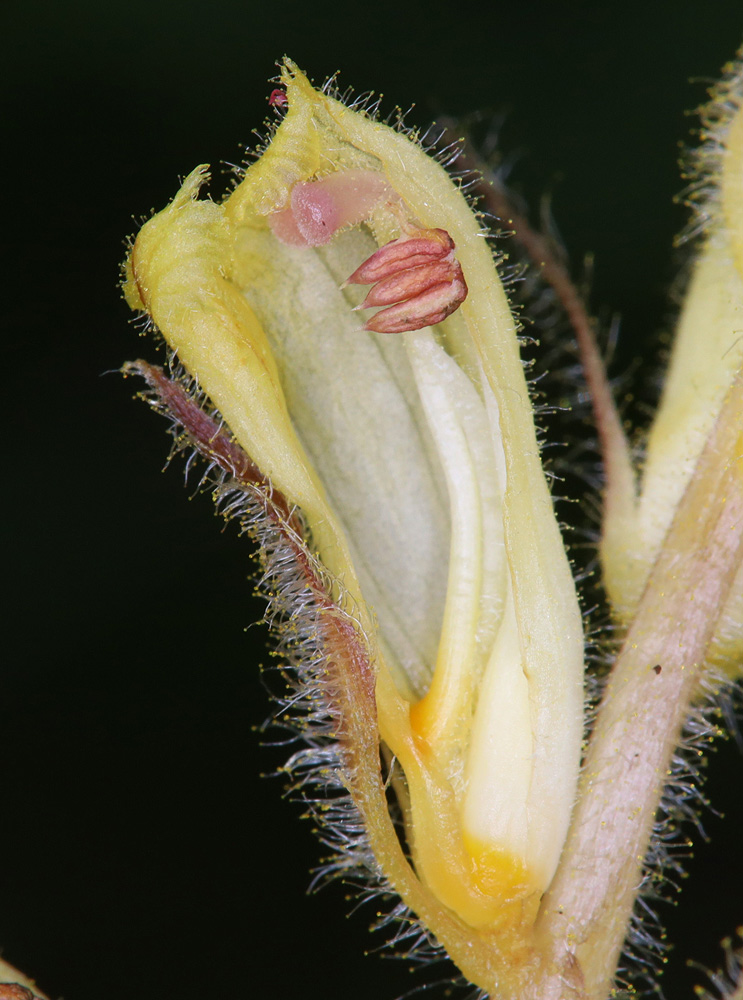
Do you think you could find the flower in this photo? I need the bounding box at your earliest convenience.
[123,60,584,989]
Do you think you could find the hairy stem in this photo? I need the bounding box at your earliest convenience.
[531,370,743,1000]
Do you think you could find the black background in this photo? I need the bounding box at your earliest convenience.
[4,3,743,999]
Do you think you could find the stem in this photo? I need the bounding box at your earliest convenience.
[531,370,743,999]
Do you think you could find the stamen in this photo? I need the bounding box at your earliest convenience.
[357,259,459,309]
[364,277,467,334]
[345,228,455,284]
[346,227,468,333]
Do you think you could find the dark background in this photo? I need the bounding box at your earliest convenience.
[4,3,743,999]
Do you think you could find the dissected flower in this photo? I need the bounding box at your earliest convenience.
[119,45,743,1000]
[123,59,584,992]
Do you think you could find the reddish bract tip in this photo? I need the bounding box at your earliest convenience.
[269,169,392,247]
[268,88,288,108]
[0,987,39,1000]
[346,228,467,333]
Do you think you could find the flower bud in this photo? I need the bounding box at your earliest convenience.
[601,56,743,679]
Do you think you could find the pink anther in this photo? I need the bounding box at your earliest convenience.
[345,229,455,285]
[345,228,467,333]
[357,258,459,309]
